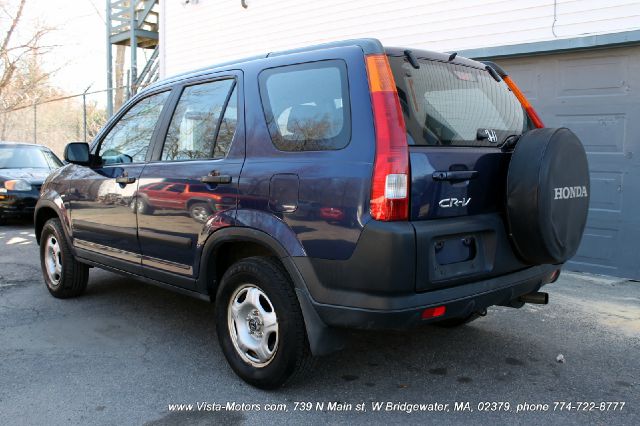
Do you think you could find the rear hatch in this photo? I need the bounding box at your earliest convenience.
[386,50,534,290]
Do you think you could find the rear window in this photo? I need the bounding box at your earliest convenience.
[388,56,531,147]
[259,60,351,151]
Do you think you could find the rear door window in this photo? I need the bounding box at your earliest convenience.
[388,56,531,147]
[259,60,351,151]
[161,79,236,161]
[214,85,238,159]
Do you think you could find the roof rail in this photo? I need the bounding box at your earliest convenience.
[267,38,384,57]
[145,38,384,92]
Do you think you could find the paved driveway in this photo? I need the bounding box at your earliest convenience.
[0,220,638,425]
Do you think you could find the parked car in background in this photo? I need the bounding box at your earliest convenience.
[35,39,590,389]
[0,142,63,223]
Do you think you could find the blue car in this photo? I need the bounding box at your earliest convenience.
[34,39,590,389]
[0,142,62,223]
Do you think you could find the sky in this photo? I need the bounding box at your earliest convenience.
[21,0,108,94]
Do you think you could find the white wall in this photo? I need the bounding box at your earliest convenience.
[161,0,640,77]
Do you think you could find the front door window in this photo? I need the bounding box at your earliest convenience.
[98,91,170,165]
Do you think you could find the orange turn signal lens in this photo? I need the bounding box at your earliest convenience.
[365,54,397,93]
[503,76,544,128]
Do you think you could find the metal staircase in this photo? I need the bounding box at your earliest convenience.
[106,0,160,116]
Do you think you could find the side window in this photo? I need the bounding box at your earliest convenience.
[259,60,351,151]
[161,79,235,161]
[188,184,208,193]
[147,183,167,191]
[214,85,238,159]
[166,184,186,193]
[98,91,169,165]
[42,150,62,169]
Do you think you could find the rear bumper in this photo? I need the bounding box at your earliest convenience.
[306,264,556,329]
[292,216,559,330]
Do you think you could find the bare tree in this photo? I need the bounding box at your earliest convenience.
[0,0,55,111]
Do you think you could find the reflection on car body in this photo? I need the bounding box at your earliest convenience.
[132,181,236,222]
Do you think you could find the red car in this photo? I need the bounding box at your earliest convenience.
[133,182,236,222]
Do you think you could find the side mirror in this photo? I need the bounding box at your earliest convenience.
[64,142,90,166]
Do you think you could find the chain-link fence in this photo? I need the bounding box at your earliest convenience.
[0,88,126,157]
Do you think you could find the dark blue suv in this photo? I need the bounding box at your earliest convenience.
[35,39,590,389]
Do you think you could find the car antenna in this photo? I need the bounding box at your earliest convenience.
[404,50,420,69]
[448,52,457,61]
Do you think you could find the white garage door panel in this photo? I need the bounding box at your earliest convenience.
[558,55,630,96]
[559,113,626,153]
[497,46,640,279]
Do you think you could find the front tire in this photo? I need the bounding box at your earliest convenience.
[39,218,89,298]
[215,257,313,389]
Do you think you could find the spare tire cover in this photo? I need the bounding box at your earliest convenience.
[506,128,590,264]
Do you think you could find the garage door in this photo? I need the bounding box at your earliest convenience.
[496,46,640,279]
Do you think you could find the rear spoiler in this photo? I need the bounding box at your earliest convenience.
[481,61,508,78]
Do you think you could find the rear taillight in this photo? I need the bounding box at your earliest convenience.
[365,54,409,221]
[503,75,544,128]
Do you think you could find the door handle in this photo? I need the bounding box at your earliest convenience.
[432,170,478,182]
[200,174,232,184]
[115,176,136,185]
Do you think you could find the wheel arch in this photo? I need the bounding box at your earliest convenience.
[196,227,291,297]
[196,226,344,356]
[34,198,72,248]
[186,198,211,209]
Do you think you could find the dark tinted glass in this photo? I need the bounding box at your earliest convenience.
[99,91,169,164]
[167,184,185,193]
[162,79,235,161]
[388,56,531,147]
[147,183,167,191]
[189,184,207,193]
[0,145,60,169]
[259,60,350,151]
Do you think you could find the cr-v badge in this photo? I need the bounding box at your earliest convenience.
[439,197,471,208]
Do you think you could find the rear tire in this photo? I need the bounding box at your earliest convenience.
[39,218,89,298]
[189,202,211,222]
[134,197,154,215]
[215,256,313,389]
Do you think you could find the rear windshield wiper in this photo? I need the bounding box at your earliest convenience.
[485,65,502,82]
[403,50,420,69]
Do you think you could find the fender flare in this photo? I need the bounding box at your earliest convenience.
[34,195,74,251]
[197,226,345,356]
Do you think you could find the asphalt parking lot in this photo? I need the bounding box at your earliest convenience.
[0,219,638,425]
